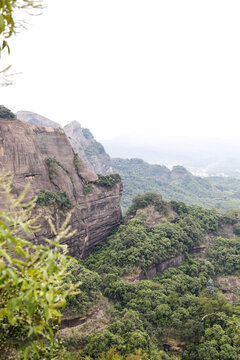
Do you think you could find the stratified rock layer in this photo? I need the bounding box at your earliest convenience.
[0,118,122,258]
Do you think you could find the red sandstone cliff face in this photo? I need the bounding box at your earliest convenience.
[16,111,113,175]
[0,118,122,258]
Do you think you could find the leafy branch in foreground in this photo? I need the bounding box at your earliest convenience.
[0,0,44,55]
[0,0,45,85]
[0,171,80,359]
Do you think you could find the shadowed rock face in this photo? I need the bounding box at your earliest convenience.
[0,118,122,258]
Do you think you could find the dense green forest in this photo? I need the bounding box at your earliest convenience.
[53,194,240,360]
[112,158,240,212]
[3,178,240,359]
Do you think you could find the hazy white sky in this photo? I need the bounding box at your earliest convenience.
[1,0,240,141]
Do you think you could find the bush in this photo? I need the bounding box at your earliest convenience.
[127,192,168,216]
[82,128,93,139]
[0,172,79,359]
[233,225,240,235]
[64,263,101,316]
[36,189,73,210]
[0,105,15,119]
[95,174,121,188]
[83,184,93,195]
[74,153,80,173]
[46,157,69,181]
[85,142,106,156]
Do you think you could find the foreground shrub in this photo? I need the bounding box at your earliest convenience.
[0,172,79,359]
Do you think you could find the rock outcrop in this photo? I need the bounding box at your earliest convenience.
[64,121,112,175]
[0,117,122,258]
[16,110,113,175]
[217,276,240,303]
[124,245,206,283]
[124,205,177,227]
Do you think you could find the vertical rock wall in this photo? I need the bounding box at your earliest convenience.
[0,118,122,258]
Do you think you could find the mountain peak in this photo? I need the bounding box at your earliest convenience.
[64,120,81,129]
[16,110,61,128]
[16,110,112,175]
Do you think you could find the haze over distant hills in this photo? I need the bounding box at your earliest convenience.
[17,110,61,128]
[102,136,240,178]
[15,109,240,212]
[17,111,240,178]
[112,158,240,211]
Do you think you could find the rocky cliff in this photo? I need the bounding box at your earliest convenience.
[16,111,113,175]
[64,121,112,175]
[0,117,122,258]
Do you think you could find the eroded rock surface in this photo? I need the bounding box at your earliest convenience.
[64,120,112,175]
[217,276,240,303]
[0,118,122,257]
[16,111,113,175]
[58,298,112,341]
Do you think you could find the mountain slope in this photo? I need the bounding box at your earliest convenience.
[64,120,112,174]
[112,158,240,210]
[59,194,240,359]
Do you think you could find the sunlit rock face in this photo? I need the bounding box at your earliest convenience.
[0,117,122,258]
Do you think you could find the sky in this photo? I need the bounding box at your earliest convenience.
[1,0,240,142]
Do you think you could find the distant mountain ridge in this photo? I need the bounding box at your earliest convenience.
[102,137,240,178]
[112,158,240,211]
[16,111,240,212]
[16,110,61,128]
[16,110,112,175]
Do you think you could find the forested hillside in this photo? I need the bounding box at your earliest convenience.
[3,177,240,359]
[112,158,240,211]
[54,193,240,360]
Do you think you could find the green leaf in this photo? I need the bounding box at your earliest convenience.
[7,297,20,311]
[0,15,5,33]
[23,346,31,360]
